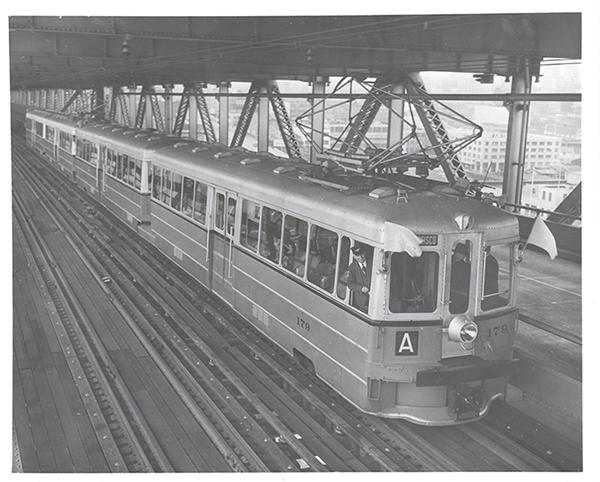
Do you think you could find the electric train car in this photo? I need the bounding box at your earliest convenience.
[75,122,178,227]
[24,110,520,425]
[26,110,179,228]
[26,110,78,177]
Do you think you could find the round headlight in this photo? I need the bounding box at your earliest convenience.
[448,315,479,343]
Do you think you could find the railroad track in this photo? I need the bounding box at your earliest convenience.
[518,313,582,346]
[13,151,276,472]
[12,135,439,472]
[482,401,582,471]
[13,191,171,473]
[12,135,582,472]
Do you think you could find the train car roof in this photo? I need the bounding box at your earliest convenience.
[26,109,78,133]
[76,122,180,158]
[152,141,519,246]
[25,109,518,246]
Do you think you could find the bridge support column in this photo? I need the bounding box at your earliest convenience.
[387,81,405,148]
[129,87,138,127]
[503,61,532,206]
[145,88,154,129]
[218,82,230,145]
[92,87,104,119]
[163,85,173,134]
[189,85,198,139]
[257,84,269,152]
[310,76,327,164]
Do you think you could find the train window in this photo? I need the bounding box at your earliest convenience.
[152,166,162,199]
[91,144,99,166]
[45,126,55,142]
[107,150,116,176]
[181,177,194,217]
[116,154,124,180]
[240,199,260,251]
[128,158,135,185]
[307,225,338,293]
[260,207,282,263]
[449,241,472,314]
[81,140,88,161]
[35,121,43,137]
[171,173,183,210]
[215,193,225,230]
[389,252,439,313]
[59,131,71,151]
[336,236,351,300]
[481,244,511,311]
[124,157,130,183]
[134,158,141,189]
[227,197,237,237]
[282,215,308,277]
[161,169,172,205]
[123,155,130,182]
[347,243,374,313]
[121,156,128,182]
[193,182,208,224]
[25,118,32,130]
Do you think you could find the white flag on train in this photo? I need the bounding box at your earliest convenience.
[526,215,557,260]
[383,222,422,257]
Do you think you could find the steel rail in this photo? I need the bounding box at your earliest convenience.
[458,421,555,470]
[12,191,153,472]
[12,149,271,473]
[518,313,581,346]
[80,195,447,470]
[483,401,582,471]
[14,132,581,472]
[13,178,176,473]
[14,136,431,471]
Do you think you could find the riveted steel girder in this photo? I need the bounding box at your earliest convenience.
[9,14,580,90]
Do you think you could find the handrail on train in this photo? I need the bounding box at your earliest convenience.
[503,202,581,224]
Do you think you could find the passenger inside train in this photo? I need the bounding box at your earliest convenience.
[450,241,471,314]
[347,244,372,313]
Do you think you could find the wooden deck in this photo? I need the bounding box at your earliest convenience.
[13,173,230,472]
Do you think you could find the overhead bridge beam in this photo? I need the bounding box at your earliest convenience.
[111,91,581,102]
[231,80,301,158]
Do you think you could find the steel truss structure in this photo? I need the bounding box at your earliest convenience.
[231,80,302,159]
[172,84,216,143]
[295,76,482,189]
[133,85,165,132]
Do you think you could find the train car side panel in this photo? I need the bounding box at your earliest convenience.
[149,201,210,286]
[72,157,98,195]
[103,177,144,228]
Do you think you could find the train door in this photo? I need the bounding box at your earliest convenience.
[209,188,237,305]
[444,232,482,317]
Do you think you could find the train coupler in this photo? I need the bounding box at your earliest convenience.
[448,383,483,422]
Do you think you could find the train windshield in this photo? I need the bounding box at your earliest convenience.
[389,251,439,313]
[449,241,472,314]
[481,243,512,311]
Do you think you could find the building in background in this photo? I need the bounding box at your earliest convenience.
[462,130,562,176]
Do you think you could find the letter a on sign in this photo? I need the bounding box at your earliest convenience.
[395,331,419,356]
